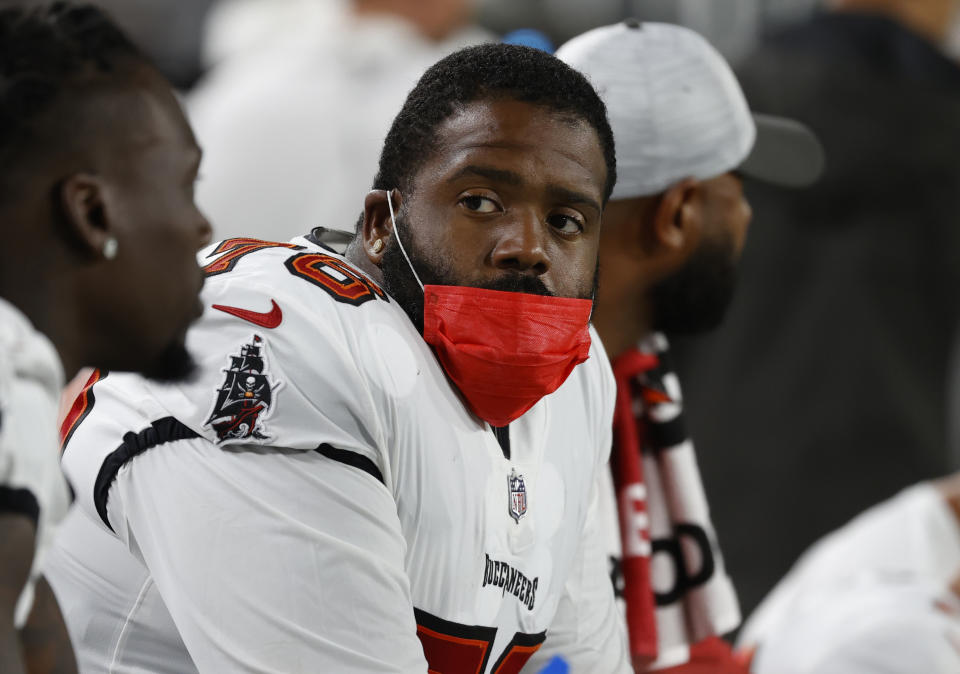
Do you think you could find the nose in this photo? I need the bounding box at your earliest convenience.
[489,211,550,275]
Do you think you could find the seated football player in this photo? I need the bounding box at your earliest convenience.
[557,21,823,673]
[45,44,631,672]
[0,4,211,673]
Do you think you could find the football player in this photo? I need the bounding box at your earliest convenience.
[46,44,631,672]
[0,4,210,672]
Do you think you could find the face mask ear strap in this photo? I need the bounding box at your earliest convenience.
[385,189,425,291]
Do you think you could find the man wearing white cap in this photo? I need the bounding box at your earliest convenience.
[556,20,823,672]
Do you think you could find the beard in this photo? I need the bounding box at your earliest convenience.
[650,232,737,335]
[379,210,596,333]
[140,340,197,383]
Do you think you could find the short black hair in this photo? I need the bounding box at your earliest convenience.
[0,2,148,191]
[373,43,617,204]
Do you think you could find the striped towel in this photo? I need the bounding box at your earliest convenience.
[611,333,740,670]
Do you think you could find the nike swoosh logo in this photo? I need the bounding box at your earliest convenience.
[212,299,283,329]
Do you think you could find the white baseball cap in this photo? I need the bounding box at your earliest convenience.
[556,20,825,200]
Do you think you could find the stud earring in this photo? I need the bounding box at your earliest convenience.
[102,237,118,260]
[372,239,384,254]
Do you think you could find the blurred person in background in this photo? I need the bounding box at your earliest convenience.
[672,0,960,616]
[740,472,960,673]
[0,2,211,672]
[187,0,491,244]
[558,20,822,672]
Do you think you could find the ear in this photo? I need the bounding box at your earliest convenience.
[360,188,401,266]
[57,173,113,259]
[650,177,702,254]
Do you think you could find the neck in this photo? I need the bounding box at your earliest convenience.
[593,278,652,361]
[592,200,657,359]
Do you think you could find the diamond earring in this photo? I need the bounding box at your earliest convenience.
[102,237,118,260]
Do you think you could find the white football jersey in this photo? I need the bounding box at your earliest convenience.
[49,235,629,673]
[742,483,960,673]
[0,297,70,627]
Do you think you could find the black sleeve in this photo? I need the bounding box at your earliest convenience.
[0,486,39,528]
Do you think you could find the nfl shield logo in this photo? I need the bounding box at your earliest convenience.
[508,468,527,523]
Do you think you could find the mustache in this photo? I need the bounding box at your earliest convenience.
[475,273,554,297]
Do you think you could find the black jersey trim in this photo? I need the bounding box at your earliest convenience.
[94,417,199,531]
[488,628,547,672]
[414,607,498,674]
[304,227,347,253]
[0,486,40,528]
[492,425,510,460]
[413,607,499,643]
[647,415,688,452]
[314,444,384,484]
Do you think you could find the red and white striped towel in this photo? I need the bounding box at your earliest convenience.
[610,333,740,670]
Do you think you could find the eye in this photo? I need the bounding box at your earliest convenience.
[547,213,584,236]
[459,194,500,214]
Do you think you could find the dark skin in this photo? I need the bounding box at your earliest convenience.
[592,172,751,359]
[20,578,76,674]
[0,527,75,674]
[0,66,212,378]
[0,515,33,674]
[0,65,211,674]
[348,99,607,300]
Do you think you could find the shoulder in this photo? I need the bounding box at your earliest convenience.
[569,325,616,420]
[0,301,69,535]
[0,298,64,475]
[191,237,413,443]
[72,238,408,448]
[61,239,412,526]
[197,237,406,348]
[0,298,63,397]
[548,325,615,466]
[587,326,616,463]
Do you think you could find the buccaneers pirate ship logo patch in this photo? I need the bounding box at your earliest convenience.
[508,468,527,523]
[204,335,281,444]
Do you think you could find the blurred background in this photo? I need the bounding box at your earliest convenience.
[96,0,825,245]
[4,0,822,90]
[14,0,960,628]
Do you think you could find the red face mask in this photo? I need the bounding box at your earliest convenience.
[423,285,593,426]
[386,192,594,426]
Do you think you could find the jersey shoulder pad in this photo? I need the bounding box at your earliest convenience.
[200,236,391,311]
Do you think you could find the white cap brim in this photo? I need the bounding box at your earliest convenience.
[557,21,826,199]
